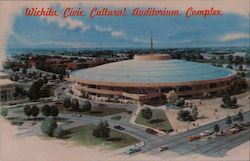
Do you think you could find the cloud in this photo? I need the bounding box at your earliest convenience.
[218,32,249,42]
[94,25,126,38]
[94,25,112,32]
[132,37,149,43]
[111,31,125,38]
[41,16,89,32]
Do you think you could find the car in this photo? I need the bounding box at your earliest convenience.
[160,145,169,152]
[187,135,201,141]
[145,128,158,135]
[216,131,225,136]
[227,128,240,135]
[76,114,82,117]
[199,130,214,137]
[125,110,133,114]
[244,122,250,127]
[127,147,141,154]
[113,125,125,130]
[98,103,106,107]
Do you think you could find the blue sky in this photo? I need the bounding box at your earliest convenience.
[7,5,249,49]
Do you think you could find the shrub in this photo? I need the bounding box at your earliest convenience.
[41,118,58,136]
[177,110,192,121]
[92,128,102,138]
[24,105,32,118]
[53,127,65,138]
[0,108,8,117]
[42,105,51,117]
[50,105,59,117]
[63,97,71,109]
[71,99,79,111]
[174,97,185,107]
[31,105,39,118]
[79,101,91,112]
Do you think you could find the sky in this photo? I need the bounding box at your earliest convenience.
[2,1,250,50]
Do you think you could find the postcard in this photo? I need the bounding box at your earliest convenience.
[0,0,249,161]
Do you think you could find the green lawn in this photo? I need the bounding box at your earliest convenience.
[69,124,140,150]
[111,115,122,121]
[135,109,172,132]
[61,107,127,117]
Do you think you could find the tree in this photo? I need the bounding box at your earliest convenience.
[24,105,32,118]
[28,81,42,100]
[213,124,220,134]
[31,105,39,119]
[231,97,237,105]
[0,108,8,117]
[177,110,192,121]
[41,118,57,136]
[59,74,64,81]
[42,105,51,117]
[80,101,91,112]
[50,105,59,117]
[63,97,71,109]
[237,111,244,124]
[22,68,27,74]
[93,120,110,140]
[175,97,185,107]
[227,55,233,64]
[141,107,153,122]
[52,74,57,80]
[53,127,65,138]
[166,90,178,103]
[43,76,48,84]
[226,115,232,127]
[40,85,51,98]
[71,99,79,111]
[191,106,198,120]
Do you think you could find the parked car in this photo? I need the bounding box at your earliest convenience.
[199,130,214,137]
[187,135,201,141]
[114,125,125,130]
[244,122,250,127]
[125,110,133,114]
[160,145,169,152]
[227,128,240,135]
[98,103,106,107]
[127,147,141,154]
[216,131,225,136]
[76,114,82,117]
[145,128,158,135]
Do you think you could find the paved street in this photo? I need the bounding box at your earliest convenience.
[142,111,250,157]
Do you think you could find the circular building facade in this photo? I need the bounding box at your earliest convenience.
[69,55,236,104]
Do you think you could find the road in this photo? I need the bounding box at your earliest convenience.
[143,111,250,157]
[56,83,250,156]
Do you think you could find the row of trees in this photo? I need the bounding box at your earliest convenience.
[24,105,59,119]
[36,62,66,75]
[63,98,92,112]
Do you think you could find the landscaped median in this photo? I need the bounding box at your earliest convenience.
[135,108,173,133]
[68,124,140,150]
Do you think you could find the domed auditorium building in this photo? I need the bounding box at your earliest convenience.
[68,53,236,104]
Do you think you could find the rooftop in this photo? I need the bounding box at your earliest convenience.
[0,79,15,87]
[71,59,233,84]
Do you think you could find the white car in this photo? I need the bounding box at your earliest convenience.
[200,130,214,137]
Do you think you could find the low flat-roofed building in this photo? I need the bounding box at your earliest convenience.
[0,72,15,101]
